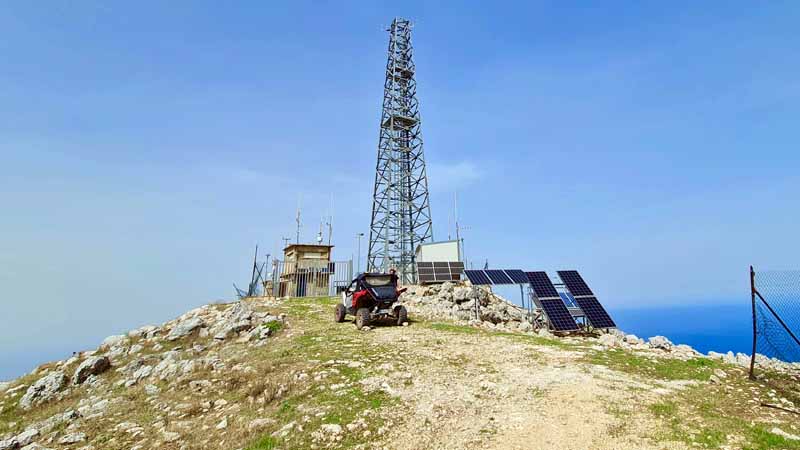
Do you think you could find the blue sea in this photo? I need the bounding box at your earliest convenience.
[610,302,753,356]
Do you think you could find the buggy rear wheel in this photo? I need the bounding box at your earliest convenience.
[355,307,371,329]
[395,305,408,326]
[334,303,346,323]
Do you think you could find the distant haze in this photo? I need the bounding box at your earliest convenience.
[2,2,799,381]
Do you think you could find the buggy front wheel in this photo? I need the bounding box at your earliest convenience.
[395,305,408,326]
[334,304,346,323]
[355,307,371,329]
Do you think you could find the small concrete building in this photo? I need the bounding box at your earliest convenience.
[279,244,334,297]
[415,240,461,263]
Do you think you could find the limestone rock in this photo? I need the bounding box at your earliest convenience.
[15,428,39,447]
[624,334,643,345]
[19,371,67,410]
[771,427,800,441]
[21,444,54,450]
[162,431,180,443]
[58,432,86,444]
[73,356,111,385]
[248,418,274,431]
[648,336,673,351]
[598,334,620,348]
[167,318,204,341]
[216,417,228,430]
[100,335,127,350]
[537,328,554,339]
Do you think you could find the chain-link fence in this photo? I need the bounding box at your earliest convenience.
[749,266,800,379]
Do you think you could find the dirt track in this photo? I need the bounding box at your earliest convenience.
[367,325,688,450]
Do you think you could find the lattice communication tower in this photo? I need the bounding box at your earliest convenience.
[366,17,433,283]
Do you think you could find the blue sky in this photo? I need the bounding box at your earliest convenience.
[2,1,799,380]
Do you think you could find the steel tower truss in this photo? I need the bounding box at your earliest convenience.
[367,18,433,284]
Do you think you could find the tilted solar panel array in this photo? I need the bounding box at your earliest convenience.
[540,299,579,331]
[526,271,560,299]
[464,270,492,285]
[417,261,464,284]
[557,270,594,296]
[557,270,616,329]
[464,269,533,286]
[485,269,513,284]
[504,270,530,284]
[526,271,579,331]
[572,296,615,328]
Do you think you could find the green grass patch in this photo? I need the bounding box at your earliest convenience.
[645,380,800,450]
[648,400,677,417]
[586,349,721,381]
[247,435,278,450]
[428,322,482,334]
[262,320,284,333]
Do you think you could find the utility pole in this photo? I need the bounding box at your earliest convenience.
[281,237,291,249]
[356,233,365,274]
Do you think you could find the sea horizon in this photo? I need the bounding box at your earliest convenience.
[611,302,756,357]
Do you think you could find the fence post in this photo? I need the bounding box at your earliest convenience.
[749,265,757,380]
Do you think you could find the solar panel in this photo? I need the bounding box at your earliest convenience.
[464,270,492,285]
[504,269,530,284]
[417,261,464,283]
[573,296,616,328]
[526,271,560,299]
[485,269,513,284]
[557,270,594,296]
[540,298,579,331]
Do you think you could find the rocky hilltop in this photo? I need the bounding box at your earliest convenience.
[2,283,799,450]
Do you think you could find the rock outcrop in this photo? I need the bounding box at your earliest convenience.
[19,371,68,410]
[72,356,110,385]
[400,282,532,332]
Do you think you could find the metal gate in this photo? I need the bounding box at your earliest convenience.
[268,259,353,298]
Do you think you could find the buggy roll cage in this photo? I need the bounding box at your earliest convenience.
[345,273,399,302]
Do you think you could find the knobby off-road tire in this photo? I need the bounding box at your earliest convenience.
[335,304,346,323]
[395,305,408,326]
[355,307,371,329]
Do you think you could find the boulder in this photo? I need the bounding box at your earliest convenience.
[624,334,643,345]
[648,336,673,351]
[73,356,111,385]
[15,428,39,447]
[101,334,128,349]
[228,301,254,323]
[213,320,252,340]
[19,371,68,410]
[167,318,204,341]
[673,344,697,355]
[598,334,620,348]
[735,353,751,367]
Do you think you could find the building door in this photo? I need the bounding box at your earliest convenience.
[296,272,307,297]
